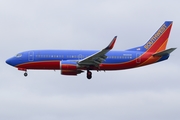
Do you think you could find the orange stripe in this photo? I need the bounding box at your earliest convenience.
[138,38,168,66]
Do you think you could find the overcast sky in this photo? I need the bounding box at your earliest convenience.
[0,0,180,120]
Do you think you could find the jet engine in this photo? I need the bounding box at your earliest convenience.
[60,60,83,75]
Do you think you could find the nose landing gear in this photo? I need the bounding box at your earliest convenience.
[87,70,92,79]
[18,68,28,77]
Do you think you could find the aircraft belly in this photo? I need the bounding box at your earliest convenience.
[16,61,60,70]
[99,64,134,70]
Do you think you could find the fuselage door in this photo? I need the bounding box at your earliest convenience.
[78,54,83,60]
[28,51,34,61]
[136,53,141,63]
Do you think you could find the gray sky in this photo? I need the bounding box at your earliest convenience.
[0,0,180,120]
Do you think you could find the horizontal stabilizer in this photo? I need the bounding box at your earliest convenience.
[153,48,176,57]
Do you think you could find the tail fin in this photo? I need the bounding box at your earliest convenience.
[127,21,173,53]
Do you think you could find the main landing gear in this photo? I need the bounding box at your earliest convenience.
[87,70,92,79]
[24,71,28,77]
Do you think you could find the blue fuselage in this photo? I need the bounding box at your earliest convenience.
[6,50,169,71]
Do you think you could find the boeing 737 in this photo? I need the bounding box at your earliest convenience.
[6,21,176,79]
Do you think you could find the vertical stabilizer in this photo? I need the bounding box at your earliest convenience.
[143,21,173,53]
[127,21,173,53]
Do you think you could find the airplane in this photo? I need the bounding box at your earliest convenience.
[6,21,176,79]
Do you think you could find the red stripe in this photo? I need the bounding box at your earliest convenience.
[16,61,60,70]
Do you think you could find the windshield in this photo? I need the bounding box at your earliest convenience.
[16,53,22,58]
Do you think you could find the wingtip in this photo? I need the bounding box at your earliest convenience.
[105,36,117,50]
[112,36,117,41]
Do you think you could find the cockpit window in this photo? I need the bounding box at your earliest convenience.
[16,53,22,58]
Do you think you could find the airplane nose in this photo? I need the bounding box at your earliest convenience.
[6,58,13,66]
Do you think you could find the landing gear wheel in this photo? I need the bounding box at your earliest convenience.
[87,70,92,79]
[24,72,28,77]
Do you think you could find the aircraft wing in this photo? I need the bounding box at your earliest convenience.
[78,36,117,67]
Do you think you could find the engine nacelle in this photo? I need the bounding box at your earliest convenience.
[61,60,77,70]
[60,60,83,75]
